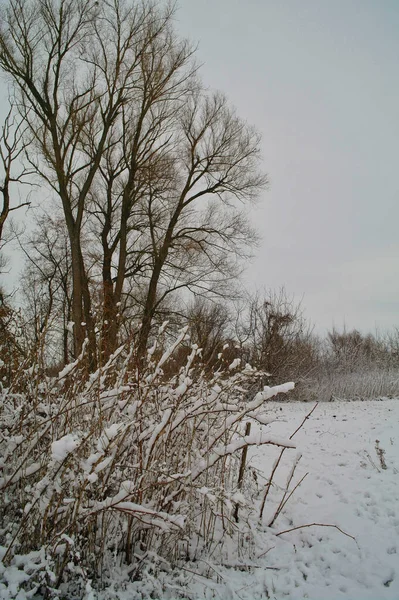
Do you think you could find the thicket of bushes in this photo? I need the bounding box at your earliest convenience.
[184,292,399,402]
[0,324,296,598]
[1,286,398,597]
[2,286,399,403]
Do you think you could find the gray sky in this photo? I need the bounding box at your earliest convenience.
[176,0,399,334]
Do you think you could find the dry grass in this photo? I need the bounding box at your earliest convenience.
[298,367,399,402]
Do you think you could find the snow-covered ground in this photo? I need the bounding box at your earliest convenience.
[2,399,398,599]
[197,399,399,600]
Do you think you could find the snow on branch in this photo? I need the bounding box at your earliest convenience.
[0,324,298,595]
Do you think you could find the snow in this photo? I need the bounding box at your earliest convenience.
[94,398,398,599]
[174,377,192,397]
[57,339,88,380]
[146,326,190,382]
[204,398,399,599]
[0,462,41,490]
[107,502,185,530]
[57,360,78,380]
[229,358,241,370]
[2,398,399,599]
[103,423,122,440]
[51,434,80,462]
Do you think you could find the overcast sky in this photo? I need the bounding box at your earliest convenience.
[176,0,399,335]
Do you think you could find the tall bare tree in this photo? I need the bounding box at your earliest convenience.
[0,0,196,365]
[83,10,198,358]
[19,213,73,364]
[0,0,142,364]
[0,0,266,367]
[0,106,32,260]
[135,91,265,355]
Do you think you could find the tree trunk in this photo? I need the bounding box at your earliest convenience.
[136,207,183,358]
[70,235,97,370]
[137,259,163,358]
[70,240,85,357]
[101,249,117,362]
[101,198,130,361]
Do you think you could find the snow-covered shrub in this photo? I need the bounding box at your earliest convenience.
[0,326,294,597]
[297,328,399,402]
[300,367,399,402]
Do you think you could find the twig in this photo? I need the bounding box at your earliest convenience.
[268,472,308,527]
[361,450,380,472]
[256,545,275,559]
[214,562,280,571]
[259,403,318,519]
[375,440,387,470]
[9,201,31,211]
[269,452,302,521]
[276,522,356,541]
[234,421,251,522]
[288,402,319,440]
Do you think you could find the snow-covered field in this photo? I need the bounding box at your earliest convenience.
[198,399,399,600]
[1,398,398,599]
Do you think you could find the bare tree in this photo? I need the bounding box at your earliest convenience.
[0,0,142,366]
[0,105,32,265]
[82,10,198,359]
[386,327,399,364]
[0,0,196,365]
[135,91,265,355]
[237,288,316,384]
[326,327,387,373]
[19,213,73,365]
[0,0,266,368]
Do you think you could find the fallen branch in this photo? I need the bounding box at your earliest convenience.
[276,522,356,541]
